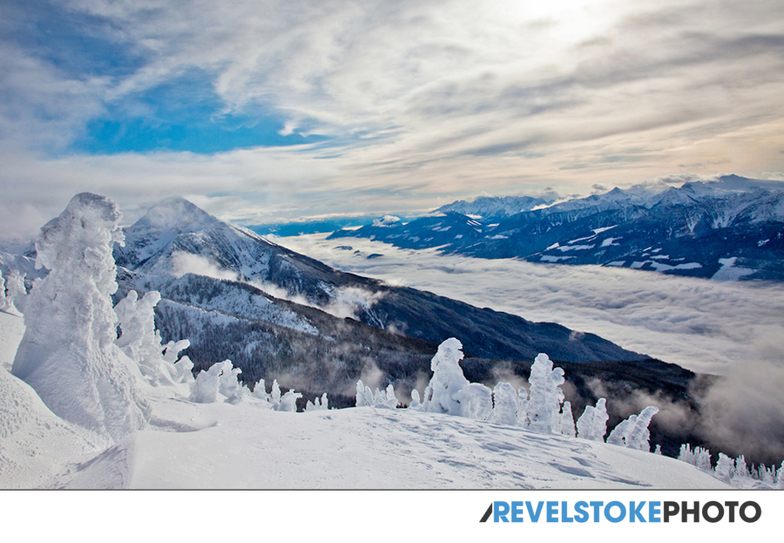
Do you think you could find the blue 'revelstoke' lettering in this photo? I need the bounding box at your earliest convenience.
[604,501,626,523]
[630,501,646,522]
[546,501,558,523]
[526,501,544,522]
[561,501,574,523]
[493,501,510,523]
[574,501,589,523]
[511,502,524,523]
[649,501,661,523]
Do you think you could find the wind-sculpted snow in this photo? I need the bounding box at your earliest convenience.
[12,193,148,442]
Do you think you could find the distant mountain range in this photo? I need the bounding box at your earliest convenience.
[329,175,784,281]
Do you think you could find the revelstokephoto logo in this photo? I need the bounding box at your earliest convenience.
[480,500,762,524]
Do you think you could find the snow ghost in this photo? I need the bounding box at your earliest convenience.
[421,338,470,415]
[576,398,609,442]
[488,382,518,426]
[115,289,188,386]
[12,193,148,441]
[525,353,566,434]
[606,406,658,451]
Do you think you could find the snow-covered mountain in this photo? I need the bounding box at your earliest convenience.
[330,175,784,281]
[434,193,559,218]
[1,193,781,490]
[115,196,647,365]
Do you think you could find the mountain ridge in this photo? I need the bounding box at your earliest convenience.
[329,174,784,281]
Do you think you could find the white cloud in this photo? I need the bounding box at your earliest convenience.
[277,233,784,377]
[2,0,784,231]
[171,252,238,281]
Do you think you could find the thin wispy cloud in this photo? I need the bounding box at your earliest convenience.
[1,0,783,236]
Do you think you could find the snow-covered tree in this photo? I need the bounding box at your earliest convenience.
[576,398,609,442]
[559,401,576,437]
[606,406,658,451]
[678,444,713,470]
[516,387,529,427]
[525,353,566,434]
[190,360,247,404]
[714,453,734,483]
[218,360,247,404]
[277,389,303,412]
[190,362,224,403]
[12,193,148,441]
[778,461,784,489]
[455,383,492,421]
[678,444,695,464]
[271,379,282,406]
[734,455,750,479]
[489,382,519,426]
[252,378,271,402]
[355,380,397,408]
[115,289,192,386]
[420,338,470,415]
[409,389,421,410]
[0,269,26,314]
[306,393,329,411]
[163,340,194,383]
[0,271,9,312]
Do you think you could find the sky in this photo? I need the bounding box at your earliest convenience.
[1,0,784,237]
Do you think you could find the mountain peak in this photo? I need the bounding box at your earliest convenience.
[133,196,219,232]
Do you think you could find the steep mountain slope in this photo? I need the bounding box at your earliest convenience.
[116,197,645,364]
[330,175,784,281]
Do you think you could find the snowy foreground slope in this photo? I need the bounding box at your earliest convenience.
[1,310,725,490]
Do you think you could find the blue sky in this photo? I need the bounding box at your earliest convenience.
[1,0,784,237]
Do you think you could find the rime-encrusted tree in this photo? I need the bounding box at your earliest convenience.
[525,353,566,434]
[271,379,282,406]
[734,455,750,479]
[576,398,609,442]
[778,462,784,489]
[606,406,659,451]
[714,453,734,483]
[489,382,519,426]
[277,390,302,412]
[306,393,329,411]
[560,401,576,437]
[0,269,26,313]
[409,389,421,410]
[355,380,398,408]
[251,378,271,402]
[679,445,713,471]
[12,193,148,441]
[190,362,224,403]
[0,271,9,312]
[115,289,192,386]
[455,383,492,421]
[516,387,529,427]
[190,359,247,404]
[420,338,469,415]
